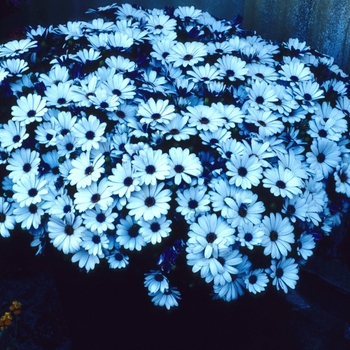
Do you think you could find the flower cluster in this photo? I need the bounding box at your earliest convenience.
[0,3,349,309]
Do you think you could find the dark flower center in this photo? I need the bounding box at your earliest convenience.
[256,73,264,79]
[85,166,94,175]
[210,138,219,144]
[206,232,217,243]
[270,230,278,241]
[28,188,38,197]
[63,205,71,213]
[85,130,95,140]
[152,113,161,120]
[276,180,286,189]
[340,173,348,182]
[115,252,123,261]
[276,267,284,278]
[116,110,126,118]
[27,109,37,117]
[255,96,265,104]
[129,224,139,237]
[155,273,164,281]
[0,213,6,223]
[200,117,209,124]
[112,89,121,96]
[183,54,193,61]
[66,143,74,151]
[145,165,156,174]
[100,102,109,109]
[238,204,247,217]
[91,193,101,203]
[238,167,247,177]
[290,75,298,82]
[188,199,198,209]
[318,129,327,138]
[248,275,257,284]
[258,120,266,127]
[57,97,66,105]
[29,204,37,214]
[92,235,101,244]
[150,222,160,232]
[64,225,74,235]
[155,24,163,30]
[287,205,296,215]
[317,153,325,163]
[174,164,184,173]
[304,93,312,101]
[23,163,31,173]
[96,213,106,223]
[226,69,235,77]
[61,129,69,136]
[244,233,253,242]
[144,196,155,207]
[12,135,20,143]
[170,128,179,135]
[46,133,53,141]
[123,177,133,186]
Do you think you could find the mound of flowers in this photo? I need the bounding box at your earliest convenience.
[0,3,349,309]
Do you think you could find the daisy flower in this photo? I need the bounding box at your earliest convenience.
[139,216,171,245]
[6,148,40,183]
[215,54,248,81]
[175,186,211,222]
[149,287,181,310]
[261,213,295,259]
[108,161,141,199]
[187,63,221,83]
[293,80,324,113]
[71,249,100,272]
[144,270,169,293]
[185,105,225,132]
[334,162,350,196]
[82,206,118,234]
[226,153,263,190]
[0,38,37,57]
[137,98,176,126]
[237,222,264,250]
[225,189,265,227]
[245,269,269,294]
[12,174,48,208]
[187,214,235,259]
[306,138,341,180]
[279,58,312,84]
[268,257,299,293]
[68,152,105,189]
[107,249,129,269]
[49,194,75,218]
[45,82,74,107]
[157,114,197,141]
[0,120,29,152]
[11,93,47,125]
[245,109,284,137]
[297,233,316,260]
[1,58,28,76]
[80,230,109,256]
[126,182,172,221]
[48,213,84,254]
[167,147,203,185]
[0,197,16,238]
[116,215,145,251]
[167,41,207,67]
[71,115,107,152]
[132,148,171,186]
[262,165,303,199]
[13,202,44,230]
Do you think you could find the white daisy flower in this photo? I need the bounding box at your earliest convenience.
[268,257,299,293]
